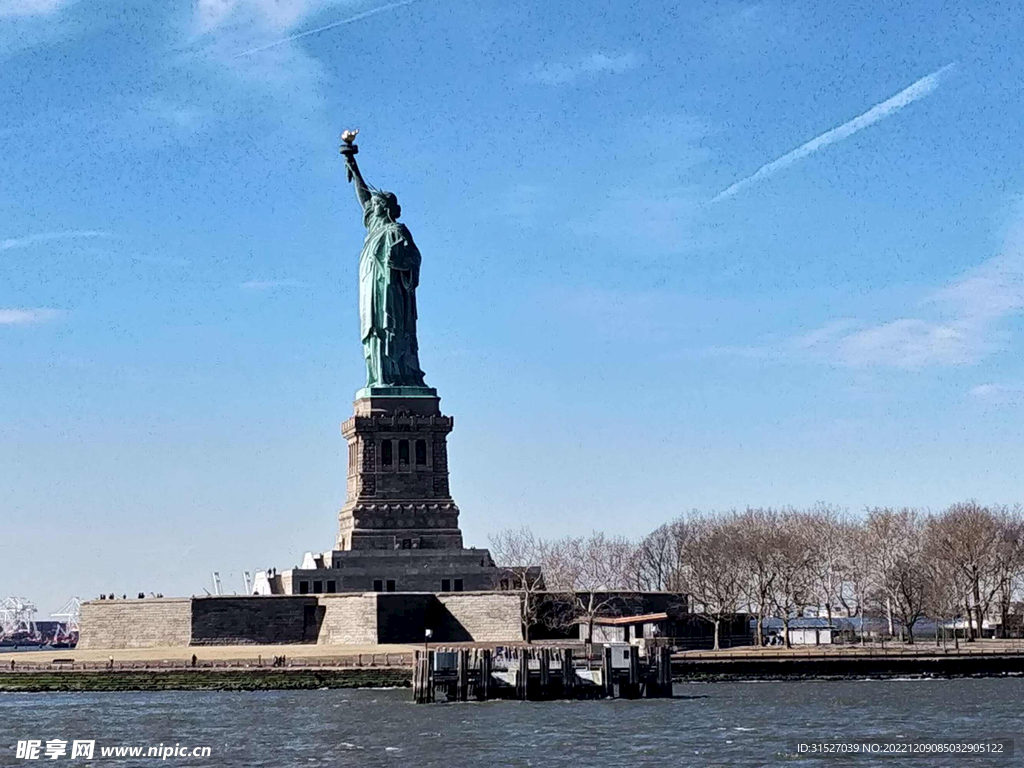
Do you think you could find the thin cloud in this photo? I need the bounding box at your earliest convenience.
[836,318,986,367]
[0,0,65,16]
[1,230,110,251]
[711,203,1024,369]
[232,0,423,58]
[0,308,62,325]
[182,1,336,148]
[712,63,956,203]
[970,384,1024,405]
[240,278,310,290]
[527,52,642,86]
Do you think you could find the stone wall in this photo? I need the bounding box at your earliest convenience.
[284,549,498,595]
[191,596,320,645]
[77,592,524,649]
[317,594,378,645]
[78,599,192,650]
[375,593,433,644]
[434,593,523,643]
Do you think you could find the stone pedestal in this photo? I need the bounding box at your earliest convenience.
[336,391,464,551]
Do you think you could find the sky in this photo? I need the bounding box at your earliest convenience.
[2,0,1024,612]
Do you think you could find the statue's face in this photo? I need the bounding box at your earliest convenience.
[372,194,400,220]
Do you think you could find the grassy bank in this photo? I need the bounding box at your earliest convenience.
[0,667,412,693]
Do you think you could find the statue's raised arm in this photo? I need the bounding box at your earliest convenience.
[340,129,372,210]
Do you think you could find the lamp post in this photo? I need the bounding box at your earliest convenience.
[424,628,432,656]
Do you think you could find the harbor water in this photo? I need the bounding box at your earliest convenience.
[2,678,1020,766]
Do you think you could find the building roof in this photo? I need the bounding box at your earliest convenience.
[592,612,669,626]
[760,617,838,630]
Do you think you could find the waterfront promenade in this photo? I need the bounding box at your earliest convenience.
[8,638,1024,669]
[6,640,1024,692]
[4,642,417,666]
[675,638,1024,659]
[673,640,1024,681]
[1,643,418,691]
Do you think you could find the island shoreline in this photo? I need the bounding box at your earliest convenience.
[7,651,1024,692]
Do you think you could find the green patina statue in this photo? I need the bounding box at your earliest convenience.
[340,130,431,397]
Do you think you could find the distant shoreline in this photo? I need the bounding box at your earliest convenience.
[7,644,1024,692]
[0,667,412,693]
[5,665,1024,693]
[674,649,1024,682]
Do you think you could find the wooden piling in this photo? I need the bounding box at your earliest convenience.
[413,651,421,702]
[518,651,529,700]
[538,648,550,699]
[626,645,640,699]
[602,645,614,698]
[479,649,491,701]
[562,649,574,698]
[650,646,672,698]
[456,649,469,702]
[426,651,435,703]
[413,651,434,704]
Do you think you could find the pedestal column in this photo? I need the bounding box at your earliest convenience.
[336,391,464,551]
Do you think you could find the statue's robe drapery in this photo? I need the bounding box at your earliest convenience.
[358,204,427,388]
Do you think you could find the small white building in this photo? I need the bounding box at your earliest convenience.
[763,617,836,645]
[787,622,833,646]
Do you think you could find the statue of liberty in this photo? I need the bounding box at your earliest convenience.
[340,130,429,393]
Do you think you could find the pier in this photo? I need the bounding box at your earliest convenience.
[412,645,673,703]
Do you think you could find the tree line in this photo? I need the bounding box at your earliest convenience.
[490,501,1024,649]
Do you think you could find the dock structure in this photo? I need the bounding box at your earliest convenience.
[413,645,673,703]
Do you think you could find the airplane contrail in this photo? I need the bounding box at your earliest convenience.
[711,63,957,203]
[1,230,109,251]
[234,0,423,58]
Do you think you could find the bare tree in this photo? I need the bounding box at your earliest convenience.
[735,507,779,647]
[865,507,917,638]
[680,514,746,651]
[488,526,547,643]
[805,505,850,625]
[887,516,929,644]
[865,507,928,642]
[923,523,971,649]
[929,502,1007,640]
[769,510,815,647]
[489,500,1024,650]
[665,519,693,592]
[542,532,635,643]
[989,505,1024,638]
[632,522,683,591]
[838,518,871,622]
